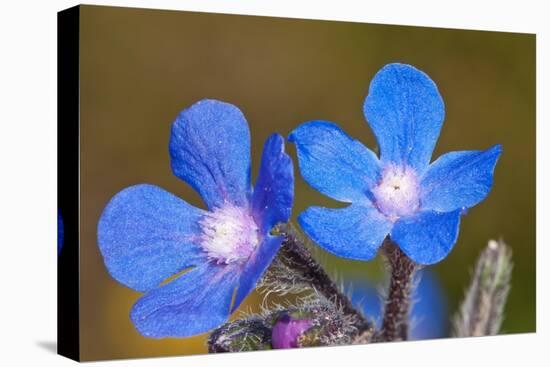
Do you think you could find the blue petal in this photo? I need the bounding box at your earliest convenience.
[298,203,392,261]
[391,210,461,265]
[170,99,251,210]
[363,63,445,174]
[252,134,294,234]
[232,235,284,312]
[289,121,381,203]
[58,209,64,256]
[130,263,238,338]
[97,184,207,292]
[420,145,502,212]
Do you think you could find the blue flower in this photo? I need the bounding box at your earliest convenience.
[97,99,294,338]
[289,63,501,265]
[348,269,448,340]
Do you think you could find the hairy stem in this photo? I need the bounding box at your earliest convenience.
[377,240,420,342]
[275,223,373,333]
[452,239,512,337]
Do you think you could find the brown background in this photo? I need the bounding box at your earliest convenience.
[79,5,535,361]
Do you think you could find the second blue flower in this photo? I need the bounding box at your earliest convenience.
[289,63,501,265]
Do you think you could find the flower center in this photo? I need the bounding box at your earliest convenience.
[372,164,420,221]
[199,205,259,264]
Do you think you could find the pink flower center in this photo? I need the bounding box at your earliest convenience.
[199,205,259,264]
[372,164,420,221]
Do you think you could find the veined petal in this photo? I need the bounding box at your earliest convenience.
[252,134,294,234]
[170,99,251,210]
[97,184,206,292]
[232,235,284,312]
[391,210,461,265]
[363,63,445,174]
[298,203,392,261]
[420,145,502,212]
[289,121,381,203]
[130,263,237,338]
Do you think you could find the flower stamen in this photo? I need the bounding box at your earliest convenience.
[199,205,259,264]
[372,164,420,221]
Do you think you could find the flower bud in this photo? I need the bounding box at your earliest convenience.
[271,314,313,349]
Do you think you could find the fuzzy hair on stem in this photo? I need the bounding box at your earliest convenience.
[208,297,371,352]
[376,239,422,342]
[265,222,374,333]
[452,239,512,337]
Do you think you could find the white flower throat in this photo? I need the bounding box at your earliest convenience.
[372,164,420,221]
[199,205,259,264]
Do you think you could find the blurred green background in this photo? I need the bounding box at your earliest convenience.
[79,5,535,361]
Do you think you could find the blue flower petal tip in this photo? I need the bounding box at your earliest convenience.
[169,98,252,210]
[289,121,381,203]
[290,63,501,265]
[297,203,391,261]
[252,133,294,233]
[363,63,445,174]
[97,99,294,337]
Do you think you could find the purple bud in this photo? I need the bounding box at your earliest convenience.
[271,314,313,349]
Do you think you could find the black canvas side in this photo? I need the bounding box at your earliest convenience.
[57,5,80,362]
